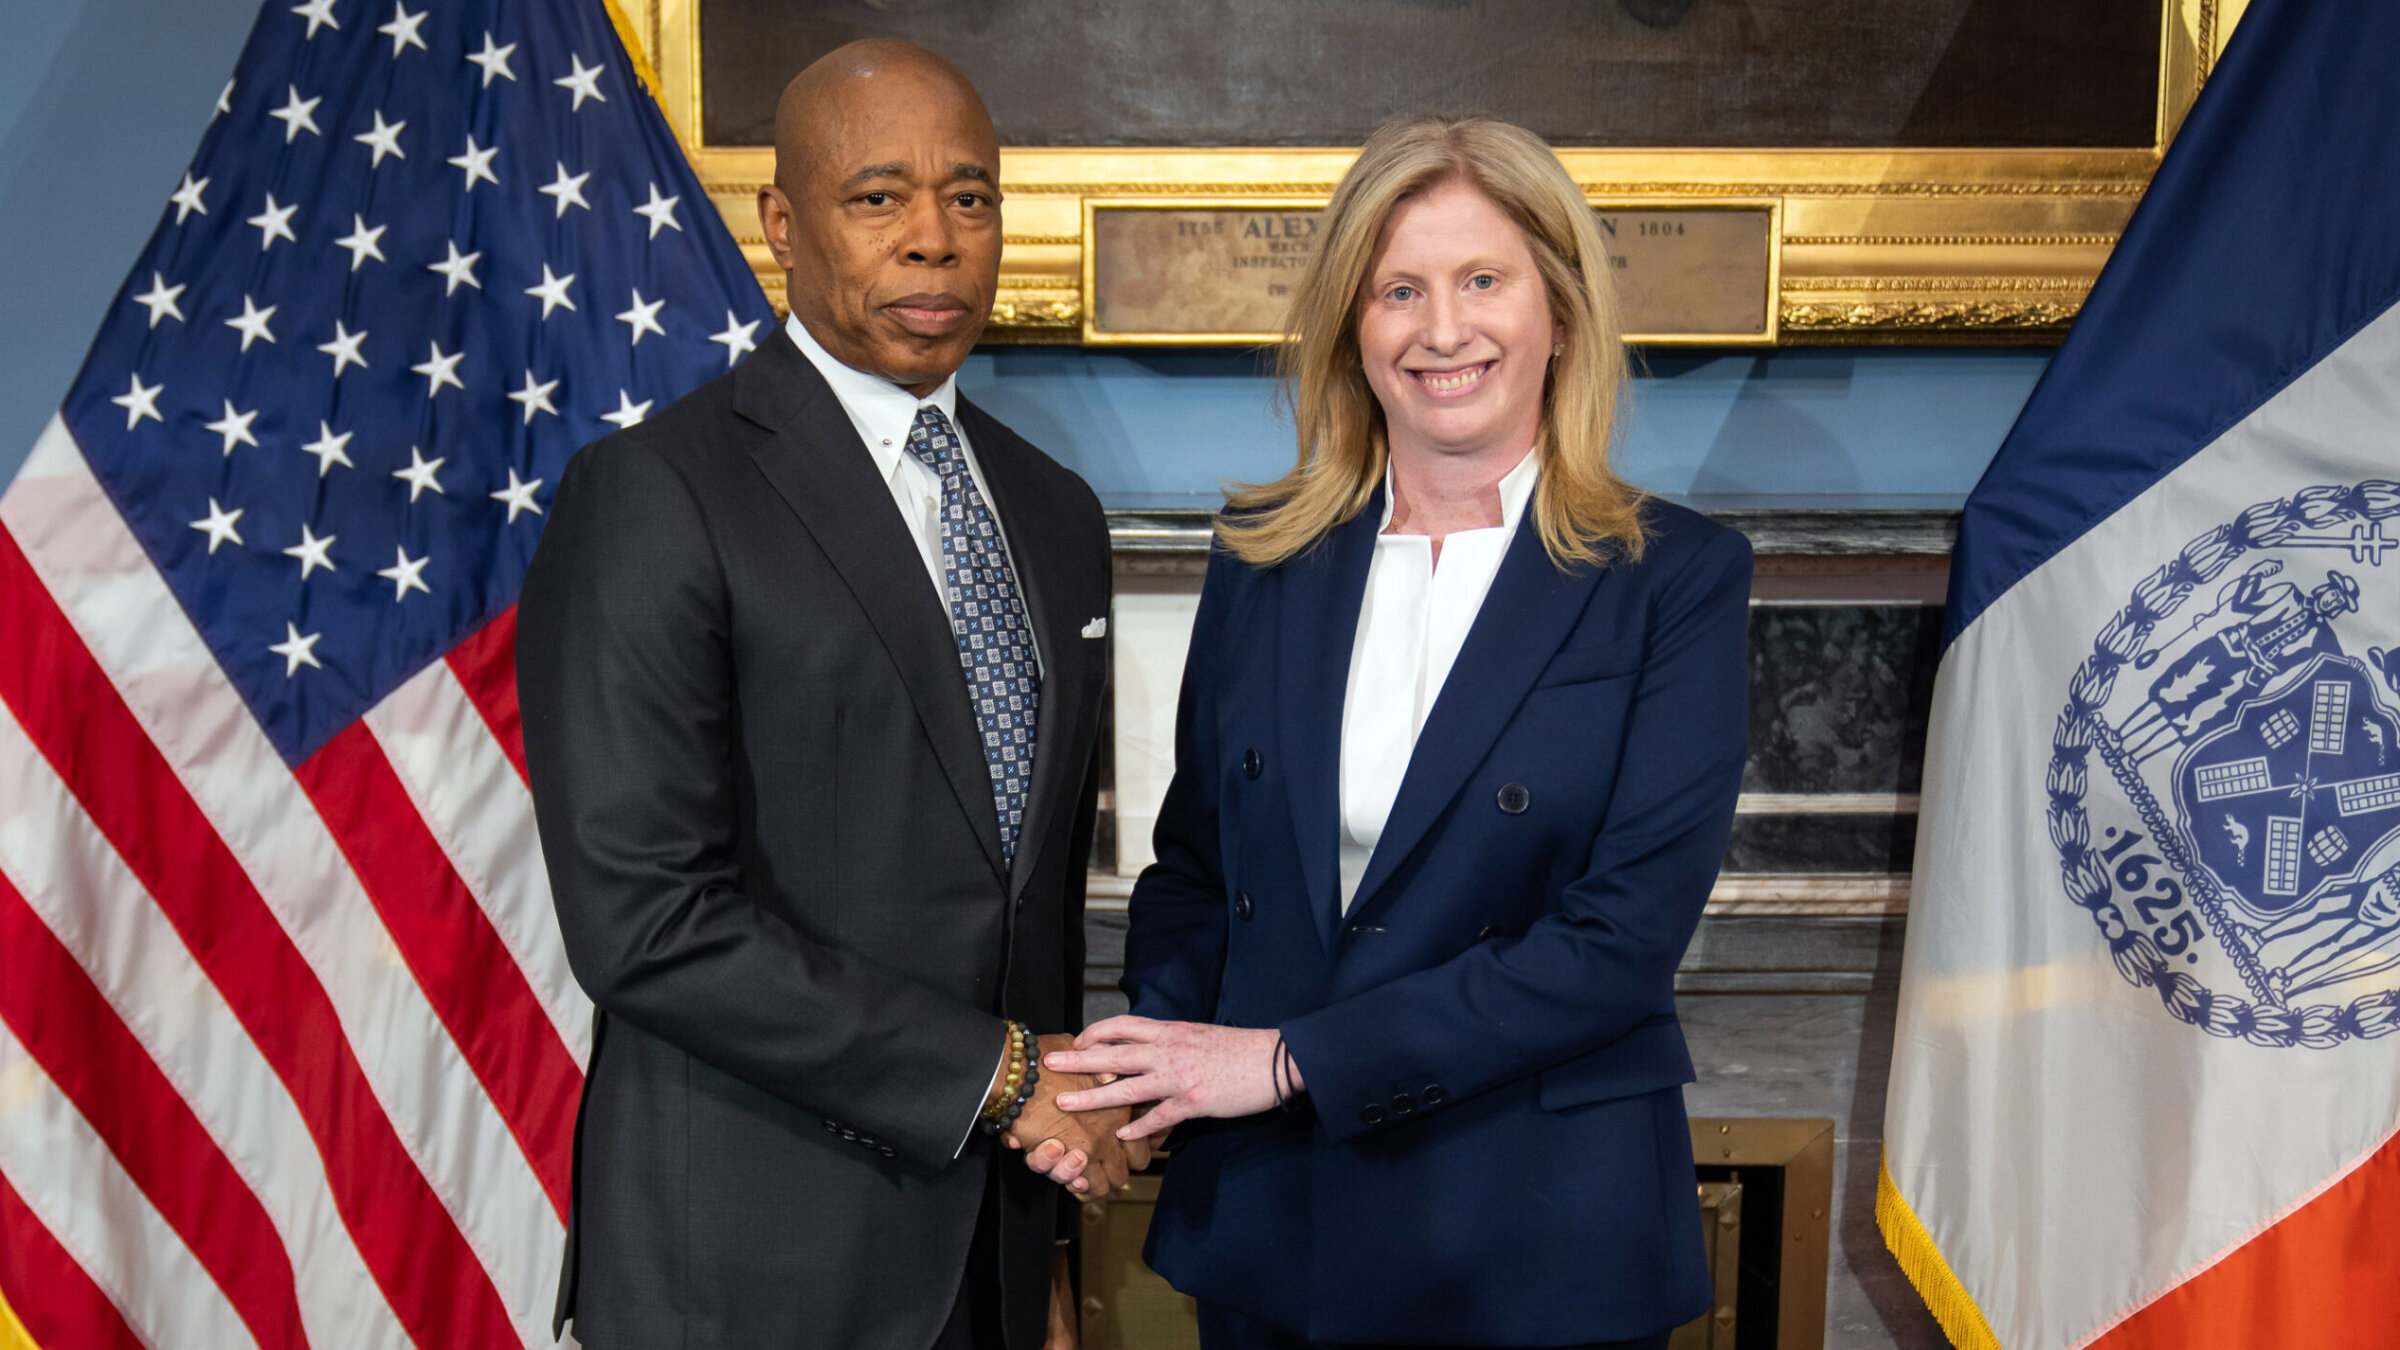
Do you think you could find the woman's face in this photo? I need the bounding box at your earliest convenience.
[1356,178,1562,468]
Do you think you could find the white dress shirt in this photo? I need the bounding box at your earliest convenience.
[782,313,1039,1152]
[1337,449,1541,913]
[782,313,1043,676]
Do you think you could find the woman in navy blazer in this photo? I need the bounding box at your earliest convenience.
[1042,116,1751,1349]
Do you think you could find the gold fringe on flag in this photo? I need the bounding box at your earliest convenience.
[599,0,666,105]
[1877,1148,2005,1350]
[0,1285,38,1350]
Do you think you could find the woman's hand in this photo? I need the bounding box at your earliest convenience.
[1041,1016,1301,1142]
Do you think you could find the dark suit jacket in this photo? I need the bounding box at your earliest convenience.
[518,329,1111,1350]
[1123,490,1750,1345]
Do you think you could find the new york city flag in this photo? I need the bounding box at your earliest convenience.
[0,0,770,1345]
[1882,0,2400,1346]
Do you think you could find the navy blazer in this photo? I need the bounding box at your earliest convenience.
[1121,490,1751,1345]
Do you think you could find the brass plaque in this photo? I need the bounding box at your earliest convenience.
[1083,199,1779,346]
[1597,205,1778,342]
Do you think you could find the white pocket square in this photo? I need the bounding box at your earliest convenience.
[1081,617,1108,639]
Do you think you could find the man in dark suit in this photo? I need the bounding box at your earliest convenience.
[517,40,1130,1350]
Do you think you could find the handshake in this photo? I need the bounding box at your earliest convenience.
[996,1018,1302,1196]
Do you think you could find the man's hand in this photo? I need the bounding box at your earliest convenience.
[1044,1247,1077,1350]
[1006,1034,1147,1194]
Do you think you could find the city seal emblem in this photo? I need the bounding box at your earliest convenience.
[2050,480,2400,1046]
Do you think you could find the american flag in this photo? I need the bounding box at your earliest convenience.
[0,0,771,1344]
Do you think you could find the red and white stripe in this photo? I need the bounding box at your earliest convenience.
[0,415,592,1348]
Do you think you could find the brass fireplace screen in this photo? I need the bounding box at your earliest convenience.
[1076,1117,1836,1350]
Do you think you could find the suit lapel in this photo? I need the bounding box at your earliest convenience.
[1280,491,1382,956]
[1345,515,1606,923]
[960,401,1090,899]
[736,333,1007,883]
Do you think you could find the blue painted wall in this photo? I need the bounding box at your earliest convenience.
[960,345,2045,507]
[1,0,2049,504]
[0,0,264,484]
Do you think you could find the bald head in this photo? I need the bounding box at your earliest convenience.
[757,40,1003,395]
[775,41,996,192]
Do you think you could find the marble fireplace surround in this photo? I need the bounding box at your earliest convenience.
[1087,501,1958,1350]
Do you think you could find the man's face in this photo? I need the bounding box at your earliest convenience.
[760,65,1001,396]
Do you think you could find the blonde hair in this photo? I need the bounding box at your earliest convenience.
[1217,115,1646,570]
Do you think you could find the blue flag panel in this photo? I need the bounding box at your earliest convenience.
[1944,0,2400,648]
[58,0,774,763]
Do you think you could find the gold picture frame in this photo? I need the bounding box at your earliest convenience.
[613,0,2245,345]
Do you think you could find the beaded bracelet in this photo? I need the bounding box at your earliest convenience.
[981,1022,1042,1136]
[979,1020,1028,1129]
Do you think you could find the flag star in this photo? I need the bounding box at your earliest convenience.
[270,623,324,676]
[269,85,322,142]
[170,172,209,223]
[525,264,578,319]
[491,467,544,522]
[246,194,298,251]
[616,289,666,345]
[317,320,369,377]
[224,294,278,351]
[554,54,607,110]
[301,421,356,478]
[133,272,186,327]
[283,523,338,578]
[109,373,163,428]
[377,546,431,601]
[291,0,339,39]
[204,399,260,455]
[336,214,387,271]
[214,79,235,117]
[537,162,592,217]
[507,370,561,424]
[709,311,762,366]
[467,31,517,86]
[633,182,683,239]
[353,109,405,165]
[392,446,446,501]
[447,135,499,191]
[411,341,465,397]
[376,3,427,55]
[189,498,244,554]
[428,240,483,295]
[601,389,652,429]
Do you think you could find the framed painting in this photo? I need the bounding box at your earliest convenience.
[612,0,2246,344]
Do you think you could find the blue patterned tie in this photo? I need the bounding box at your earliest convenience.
[906,405,1041,867]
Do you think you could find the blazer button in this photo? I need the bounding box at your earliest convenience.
[1497,782,1531,814]
[1243,748,1263,779]
[1476,925,1504,940]
[1234,891,1255,920]
[1359,1103,1385,1126]
[1423,1085,1448,1106]
[1390,1092,1416,1116]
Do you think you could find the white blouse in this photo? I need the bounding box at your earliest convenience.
[1336,449,1541,912]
